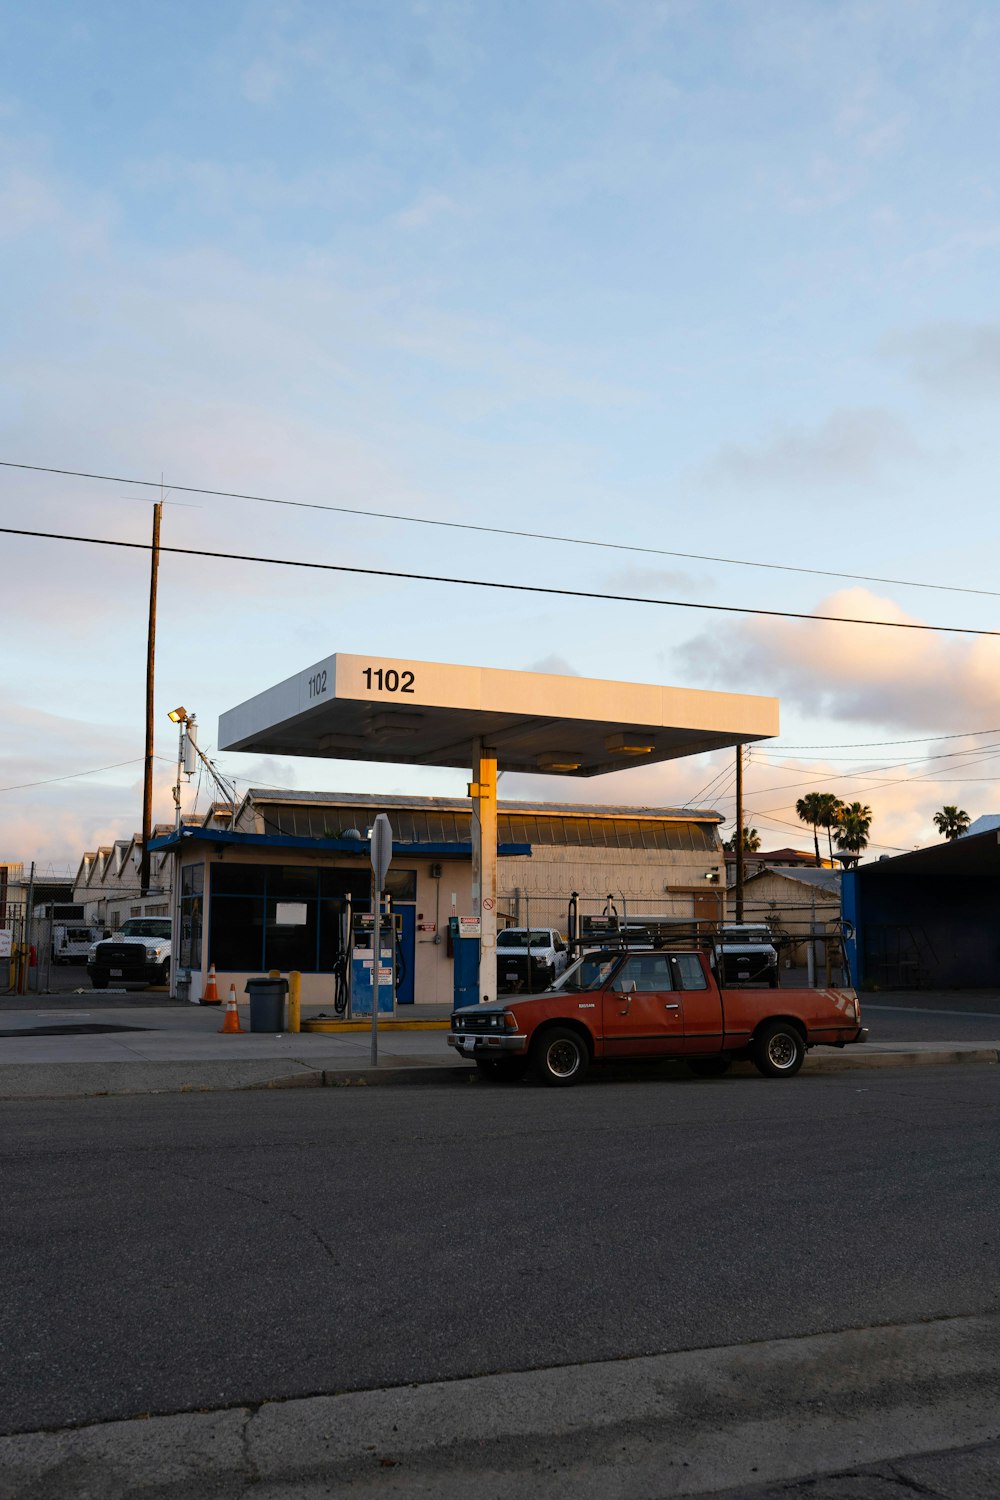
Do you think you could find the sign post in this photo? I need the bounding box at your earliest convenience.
[370,813,393,1066]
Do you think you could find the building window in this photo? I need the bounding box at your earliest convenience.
[179,865,204,969]
[206,864,405,973]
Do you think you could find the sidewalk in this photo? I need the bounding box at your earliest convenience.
[0,994,997,1100]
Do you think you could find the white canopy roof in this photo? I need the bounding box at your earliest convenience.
[219,652,778,777]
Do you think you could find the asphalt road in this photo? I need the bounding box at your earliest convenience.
[2,1064,999,1439]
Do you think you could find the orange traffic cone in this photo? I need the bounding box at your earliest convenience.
[200,963,221,1005]
[218,985,244,1034]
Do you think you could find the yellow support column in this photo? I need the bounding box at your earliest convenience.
[288,970,301,1033]
[470,738,498,1005]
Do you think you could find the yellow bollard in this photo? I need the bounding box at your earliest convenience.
[288,970,301,1033]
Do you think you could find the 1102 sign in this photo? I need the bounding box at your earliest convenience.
[362,667,415,694]
[306,664,418,701]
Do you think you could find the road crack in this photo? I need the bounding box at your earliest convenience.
[171,1169,341,1266]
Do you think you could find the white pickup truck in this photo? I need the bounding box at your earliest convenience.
[87,918,172,989]
[52,923,101,964]
[496,928,569,994]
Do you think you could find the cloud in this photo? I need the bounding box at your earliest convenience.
[602,566,713,599]
[395,192,461,230]
[526,655,579,677]
[241,59,285,105]
[902,225,1000,274]
[0,168,60,240]
[673,587,1000,735]
[704,409,919,491]
[884,321,1000,397]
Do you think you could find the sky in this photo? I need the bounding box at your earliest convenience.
[3,0,1000,876]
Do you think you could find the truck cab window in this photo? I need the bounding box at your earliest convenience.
[612,954,673,993]
[672,953,708,990]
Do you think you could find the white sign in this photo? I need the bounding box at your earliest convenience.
[0,929,11,958]
[370,813,393,890]
[458,916,481,938]
[274,902,307,926]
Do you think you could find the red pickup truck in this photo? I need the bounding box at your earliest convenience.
[447,946,867,1086]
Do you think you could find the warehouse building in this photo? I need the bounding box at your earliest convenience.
[151,788,727,1008]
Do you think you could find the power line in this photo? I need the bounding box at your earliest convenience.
[0,757,149,794]
[749,742,1000,797]
[768,730,1000,750]
[3,457,998,602]
[3,523,1000,639]
[744,807,910,855]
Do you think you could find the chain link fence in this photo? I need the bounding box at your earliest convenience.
[495,889,850,989]
[0,904,56,994]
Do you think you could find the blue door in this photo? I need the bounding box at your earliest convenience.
[396,905,416,1004]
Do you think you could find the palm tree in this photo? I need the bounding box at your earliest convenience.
[834,802,873,856]
[932,806,970,841]
[815,793,845,865]
[724,826,761,853]
[796,793,828,866]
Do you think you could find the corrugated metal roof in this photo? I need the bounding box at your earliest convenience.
[248,792,719,852]
[245,788,722,822]
[744,867,841,893]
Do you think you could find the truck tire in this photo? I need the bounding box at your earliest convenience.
[531,1027,589,1087]
[475,1057,528,1082]
[689,1056,732,1078]
[752,1021,805,1078]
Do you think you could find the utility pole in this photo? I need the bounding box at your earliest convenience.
[139,502,162,897]
[734,744,744,923]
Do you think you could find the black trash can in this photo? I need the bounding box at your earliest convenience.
[245,976,288,1033]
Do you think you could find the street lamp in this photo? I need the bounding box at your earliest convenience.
[168,707,197,829]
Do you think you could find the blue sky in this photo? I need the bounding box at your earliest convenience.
[3,0,1000,871]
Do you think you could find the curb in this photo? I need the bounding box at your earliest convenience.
[5,1312,1000,1498]
[805,1046,1000,1073]
[301,1018,450,1033]
[0,1048,995,1102]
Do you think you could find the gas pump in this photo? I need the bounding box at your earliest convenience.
[350,909,398,1016]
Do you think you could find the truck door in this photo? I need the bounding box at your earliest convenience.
[601,952,683,1057]
[669,952,724,1053]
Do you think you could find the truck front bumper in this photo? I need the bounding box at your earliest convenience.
[447,1033,528,1057]
[87,962,164,985]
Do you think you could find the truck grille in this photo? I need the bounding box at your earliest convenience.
[95,943,148,974]
[452,1013,507,1033]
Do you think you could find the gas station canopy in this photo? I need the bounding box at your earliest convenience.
[218,653,778,774]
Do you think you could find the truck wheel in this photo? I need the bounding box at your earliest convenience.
[531,1027,589,1087]
[752,1021,805,1078]
[475,1057,528,1082]
[689,1057,732,1078]
[157,962,170,988]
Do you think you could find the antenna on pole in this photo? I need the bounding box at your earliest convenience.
[139,498,162,895]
